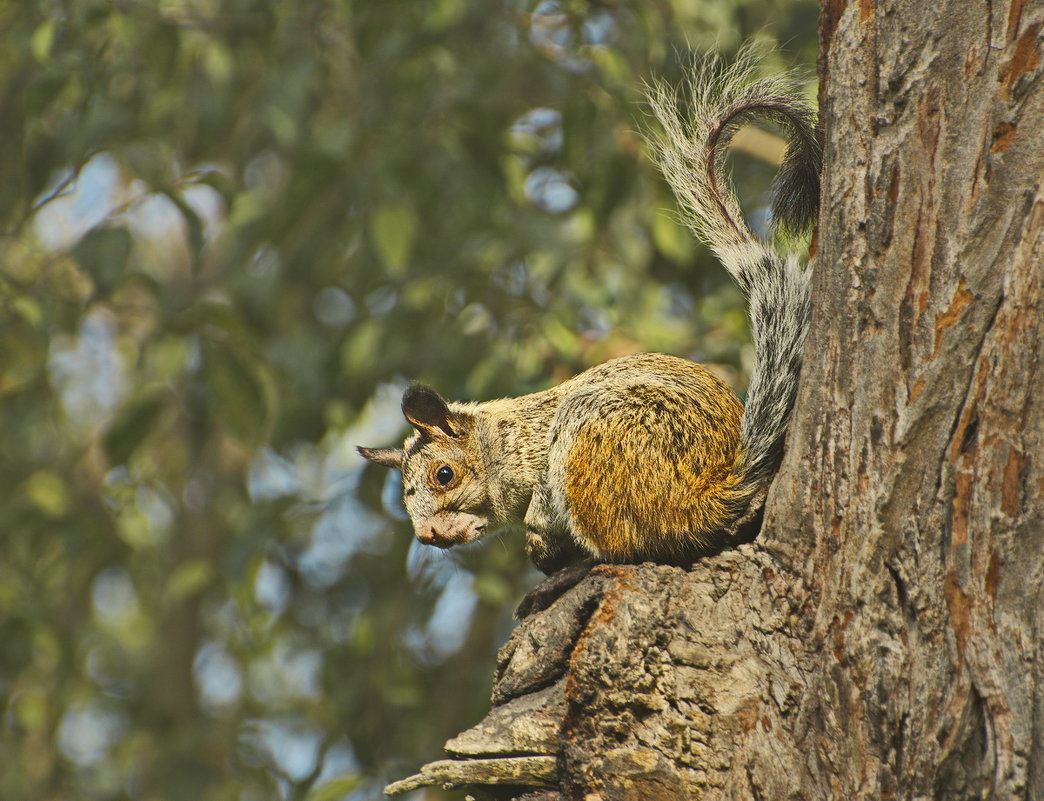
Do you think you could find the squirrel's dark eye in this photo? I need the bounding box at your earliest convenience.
[435,465,455,485]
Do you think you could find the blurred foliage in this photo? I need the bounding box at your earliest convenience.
[0,1,816,799]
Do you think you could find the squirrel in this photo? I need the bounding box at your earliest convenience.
[359,52,821,575]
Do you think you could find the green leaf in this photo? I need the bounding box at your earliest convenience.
[162,189,205,269]
[72,226,133,294]
[588,45,632,87]
[165,559,214,604]
[23,470,69,518]
[472,572,512,606]
[305,775,361,801]
[0,617,33,673]
[201,338,273,446]
[339,318,381,377]
[369,203,416,277]
[192,169,238,204]
[650,205,695,264]
[0,321,44,395]
[103,390,167,466]
[30,20,55,63]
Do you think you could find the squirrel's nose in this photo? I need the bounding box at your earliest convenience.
[417,524,441,545]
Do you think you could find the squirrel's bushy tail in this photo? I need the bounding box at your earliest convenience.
[646,48,821,500]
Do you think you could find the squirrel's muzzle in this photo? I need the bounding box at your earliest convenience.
[413,511,488,548]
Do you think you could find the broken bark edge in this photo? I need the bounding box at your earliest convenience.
[383,755,559,797]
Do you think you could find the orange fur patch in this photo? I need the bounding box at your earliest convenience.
[563,380,743,560]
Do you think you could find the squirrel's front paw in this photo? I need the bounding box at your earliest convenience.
[525,530,565,575]
[525,527,585,576]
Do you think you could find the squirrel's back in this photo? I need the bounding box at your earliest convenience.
[544,353,745,562]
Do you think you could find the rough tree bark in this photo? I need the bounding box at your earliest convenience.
[385,2,1043,799]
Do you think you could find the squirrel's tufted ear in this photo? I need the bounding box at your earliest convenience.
[357,446,404,469]
[401,384,461,438]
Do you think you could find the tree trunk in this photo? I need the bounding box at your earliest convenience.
[765,0,1044,796]
[385,2,1043,798]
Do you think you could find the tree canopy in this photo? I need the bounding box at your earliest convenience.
[0,2,816,799]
